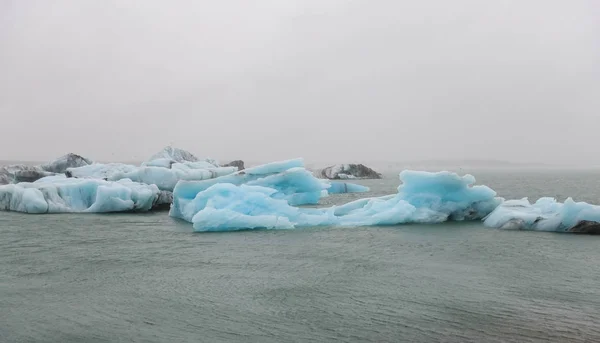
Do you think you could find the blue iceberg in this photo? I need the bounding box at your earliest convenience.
[0,176,161,213]
[169,159,370,220]
[483,197,600,233]
[171,170,501,232]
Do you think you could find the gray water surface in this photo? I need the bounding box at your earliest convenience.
[1,170,600,342]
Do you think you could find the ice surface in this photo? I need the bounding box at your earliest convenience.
[169,159,369,220]
[483,197,600,232]
[66,163,236,191]
[110,166,237,191]
[0,176,161,213]
[170,166,329,220]
[141,158,174,168]
[171,161,224,171]
[172,170,501,231]
[67,163,139,179]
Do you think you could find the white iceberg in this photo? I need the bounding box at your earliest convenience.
[483,197,600,233]
[143,146,219,168]
[147,146,200,163]
[66,163,237,191]
[0,176,161,213]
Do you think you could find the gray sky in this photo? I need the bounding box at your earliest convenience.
[1,0,599,165]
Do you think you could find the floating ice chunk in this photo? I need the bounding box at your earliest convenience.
[169,158,367,216]
[0,177,161,213]
[172,170,501,232]
[170,166,329,220]
[483,197,600,233]
[316,163,382,179]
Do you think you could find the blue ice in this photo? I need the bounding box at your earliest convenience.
[169,159,369,220]
[0,176,161,213]
[171,170,501,232]
[483,197,600,232]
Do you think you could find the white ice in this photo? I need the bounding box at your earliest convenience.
[483,197,600,232]
[0,176,161,213]
[66,163,237,191]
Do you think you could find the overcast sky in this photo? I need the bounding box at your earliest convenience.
[1,0,598,164]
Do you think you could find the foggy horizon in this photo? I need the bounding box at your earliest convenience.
[1,1,599,165]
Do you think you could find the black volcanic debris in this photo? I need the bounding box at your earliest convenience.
[317,164,382,180]
[41,153,93,173]
[222,160,245,171]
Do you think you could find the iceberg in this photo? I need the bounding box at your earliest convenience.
[316,164,382,179]
[147,146,199,163]
[169,159,370,220]
[40,153,93,173]
[66,163,237,191]
[483,197,600,234]
[144,146,219,168]
[0,176,161,213]
[222,160,245,170]
[171,170,501,232]
[0,153,93,185]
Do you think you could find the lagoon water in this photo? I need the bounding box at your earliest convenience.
[1,170,600,342]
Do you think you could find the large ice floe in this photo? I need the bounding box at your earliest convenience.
[0,176,161,213]
[169,158,370,220]
[0,147,237,213]
[483,197,600,234]
[171,170,501,232]
[63,147,236,192]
